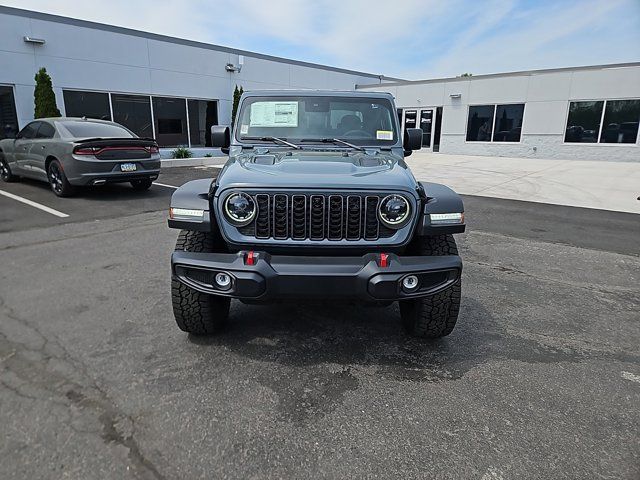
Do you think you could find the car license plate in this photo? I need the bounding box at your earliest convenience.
[120,163,137,172]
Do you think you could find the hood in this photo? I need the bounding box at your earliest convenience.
[217,149,417,192]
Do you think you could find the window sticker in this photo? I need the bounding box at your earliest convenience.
[249,101,299,127]
[240,124,249,135]
[376,130,393,140]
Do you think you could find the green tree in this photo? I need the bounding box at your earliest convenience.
[231,85,244,129]
[460,72,473,77]
[34,67,61,118]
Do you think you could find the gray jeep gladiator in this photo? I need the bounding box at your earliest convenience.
[168,91,465,338]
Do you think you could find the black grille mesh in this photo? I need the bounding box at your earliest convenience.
[236,193,402,241]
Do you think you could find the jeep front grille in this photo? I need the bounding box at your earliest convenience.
[240,193,401,241]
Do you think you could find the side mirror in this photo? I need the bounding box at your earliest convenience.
[211,125,230,149]
[403,128,422,153]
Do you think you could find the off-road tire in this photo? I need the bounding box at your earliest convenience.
[130,178,153,191]
[400,234,461,338]
[0,156,18,182]
[171,230,230,335]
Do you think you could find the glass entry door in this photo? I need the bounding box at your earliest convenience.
[419,110,433,147]
[401,107,436,151]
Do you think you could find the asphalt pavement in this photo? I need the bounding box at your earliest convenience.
[0,166,638,479]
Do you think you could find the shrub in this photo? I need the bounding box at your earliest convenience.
[204,153,213,157]
[34,68,61,118]
[231,85,243,129]
[171,146,192,159]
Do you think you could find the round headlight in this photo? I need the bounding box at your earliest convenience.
[378,194,411,228]
[223,192,256,226]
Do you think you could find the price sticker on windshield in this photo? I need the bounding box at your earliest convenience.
[376,130,393,140]
[250,101,299,127]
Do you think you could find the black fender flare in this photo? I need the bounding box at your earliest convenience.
[167,179,214,232]
[416,182,466,235]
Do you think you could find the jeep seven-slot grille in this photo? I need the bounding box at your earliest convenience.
[242,193,400,241]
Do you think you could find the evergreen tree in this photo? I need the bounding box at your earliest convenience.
[231,85,244,129]
[34,68,61,118]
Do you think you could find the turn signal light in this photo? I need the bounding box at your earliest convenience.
[169,207,204,220]
[146,145,160,154]
[430,212,464,225]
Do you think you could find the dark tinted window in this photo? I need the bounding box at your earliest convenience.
[0,86,19,139]
[58,121,133,138]
[564,101,603,143]
[466,105,494,141]
[493,104,524,142]
[18,122,39,139]
[188,99,218,147]
[35,122,55,139]
[63,90,111,120]
[152,97,188,147]
[112,94,153,138]
[599,99,640,144]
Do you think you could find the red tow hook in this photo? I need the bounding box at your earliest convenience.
[379,253,389,268]
[244,250,257,266]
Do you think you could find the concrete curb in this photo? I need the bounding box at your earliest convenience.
[161,157,227,168]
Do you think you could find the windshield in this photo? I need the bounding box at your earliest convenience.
[57,121,135,139]
[235,96,398,146]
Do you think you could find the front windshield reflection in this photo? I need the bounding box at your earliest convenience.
[236,96,398,146]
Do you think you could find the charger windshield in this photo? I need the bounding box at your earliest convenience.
[235,96,398,145]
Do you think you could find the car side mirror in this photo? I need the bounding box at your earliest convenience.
[403,128,422,154]
[211,125,230,149]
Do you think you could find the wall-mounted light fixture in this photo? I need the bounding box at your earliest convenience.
[24,36,46,45]
[225,55,244,73]
[449,93,462,99]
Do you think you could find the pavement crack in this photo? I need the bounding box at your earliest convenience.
[0,293,166,480]
[466,259,639,298]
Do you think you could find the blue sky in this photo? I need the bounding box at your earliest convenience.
[5,0,640,79]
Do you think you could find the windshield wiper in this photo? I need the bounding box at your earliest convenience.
[242,136,301,149]
[301,138,365,151]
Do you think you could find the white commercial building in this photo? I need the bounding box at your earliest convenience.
[0,6,389,153]
[357,63,640,161]
[1,6,638,161]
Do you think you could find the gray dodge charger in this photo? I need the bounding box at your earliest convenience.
[0,117,160,196]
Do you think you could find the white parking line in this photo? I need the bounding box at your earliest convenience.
[621,371,640,384]
[152,182,179,189]
[0,189,69,218]
[193,165,222,170]
[481,467,505,480]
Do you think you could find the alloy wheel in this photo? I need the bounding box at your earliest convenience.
[48,163,63,194]
[0,161,8,180]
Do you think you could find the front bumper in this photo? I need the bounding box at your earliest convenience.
[171,251,462,301]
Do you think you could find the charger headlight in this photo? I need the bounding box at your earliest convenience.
[378,194,411,228]
[223,192,256,226]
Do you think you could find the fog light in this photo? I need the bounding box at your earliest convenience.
[402,275,419,292]
[215,272,232,290]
